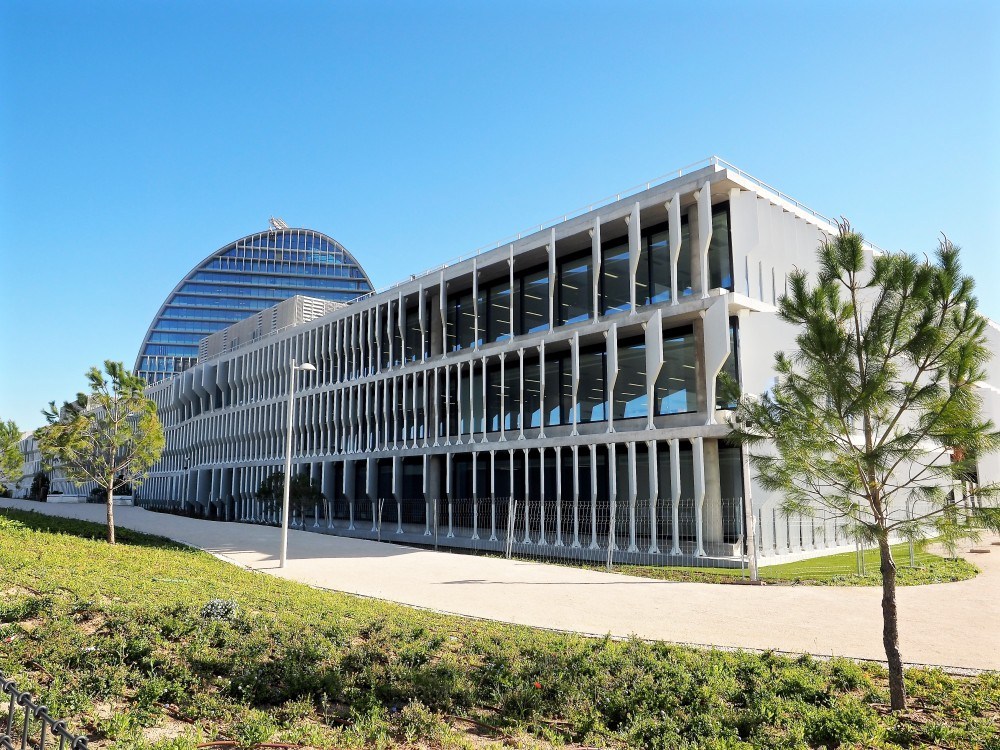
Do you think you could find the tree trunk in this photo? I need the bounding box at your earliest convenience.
[878,533,906,710]
[106,479,116,545]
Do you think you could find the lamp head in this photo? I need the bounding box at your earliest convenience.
[298,363,316,372]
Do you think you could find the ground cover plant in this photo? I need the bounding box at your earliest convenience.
[1,508,997,750]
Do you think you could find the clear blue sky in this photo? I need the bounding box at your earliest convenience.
[1,0,998,431]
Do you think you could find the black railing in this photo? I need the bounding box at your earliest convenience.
[1,673,88,750]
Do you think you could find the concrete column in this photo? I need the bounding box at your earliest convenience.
[628,201,640,314]
[345,459,356,530]
[591,216,602,320]
[423,454,432,536]
[489,450,498,541]
[518,349,525,440]
[538,341,546,439]
[627,442,638,553]
[703,439,723,547]
[393,455,403,535]
[455,361,463,445]
[428,455,442,537]
[647,440,660,554]
[554,446,563,546]
[547,228,556,330]
[670,438,682,555]
[588,444,599,550]
[471,452,480,540]
[696,181,713,299]
[571,445,581,548]
[367,457,378,534]
[608,444,619,552]
[446,452,454,538]
[499,352,506,441]
[538,446,548,546]
[607,323,618,434]
[522,449,531,544]
[692,437,707,556]
[480,357,489,444]
[570,332,580,436]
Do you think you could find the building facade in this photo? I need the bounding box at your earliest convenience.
[134,221,374,384]
[25,159,1000,566]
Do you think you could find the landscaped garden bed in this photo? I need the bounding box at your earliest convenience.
[2,508,997,749]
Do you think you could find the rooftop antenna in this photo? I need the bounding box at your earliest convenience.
[269,216,289,230]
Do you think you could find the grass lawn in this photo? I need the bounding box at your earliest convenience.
[601,541,980,586]
[1,508,997,750]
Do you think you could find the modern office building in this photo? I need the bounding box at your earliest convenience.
[24,158,999,566]
[134,219,375,383]
[133,158,1000,565]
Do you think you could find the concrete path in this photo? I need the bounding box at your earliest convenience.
[3,499,998,671]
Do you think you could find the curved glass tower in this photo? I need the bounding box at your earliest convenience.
[135,224,374,383]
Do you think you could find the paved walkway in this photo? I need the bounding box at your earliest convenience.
[3,499,998,671]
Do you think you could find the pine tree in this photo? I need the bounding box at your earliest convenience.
[728,224,1000,711]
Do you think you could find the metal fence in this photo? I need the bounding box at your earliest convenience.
[1,673,87,750]
[143,493,956,579]
[252,496,757,573]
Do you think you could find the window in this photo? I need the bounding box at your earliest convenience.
[486,281,512,343]
[404,307,421,362]
[601,240,631,316]
[708,206,733,291]
[656,327,698,414]
[446,291,475,351]
[613,339,648,420]
[523,357,542,428]
[486,364,502,432]
[544,355,563,426]
[716,322,739,410]
[558,254,592,325]
[504,359,521,431]
[516,270,549,335]
[577,347,607,423]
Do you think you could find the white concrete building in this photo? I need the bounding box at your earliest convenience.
[24,158,1000,566]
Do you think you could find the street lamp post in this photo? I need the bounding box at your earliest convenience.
[280,358,316,568]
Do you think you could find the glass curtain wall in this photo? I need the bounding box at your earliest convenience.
[613,339,648,420]
[516,270,550,335]
[656,327,698,414]
[601,239,631,316]
[558,254,592,325]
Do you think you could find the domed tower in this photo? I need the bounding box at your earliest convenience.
[134,219,374,383]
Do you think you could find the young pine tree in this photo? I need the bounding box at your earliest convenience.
[729,224,999,711]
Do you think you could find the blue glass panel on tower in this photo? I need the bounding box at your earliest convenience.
[134,225,374,384]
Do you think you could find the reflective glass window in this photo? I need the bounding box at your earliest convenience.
[523,357,542,428]
[544,355,563,426]
[708,206,733,291]
[504,359,521,431]
[657,327,698,414]
[516,269,549,334]
[613,339,647,420]
[487,282,511,343]
[558,255,592,325]
[601,240,631,315]
[577,347,607,423]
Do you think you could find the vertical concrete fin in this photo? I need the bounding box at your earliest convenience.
[702,295,731,425]
[644,307,664,429]
[668,193,682,305]
[697,181,713,298]
[591,216,602,320]
[628,201,641,313]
